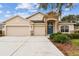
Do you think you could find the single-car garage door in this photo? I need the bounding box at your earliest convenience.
[6,26,30,36]
[34,26,45,36]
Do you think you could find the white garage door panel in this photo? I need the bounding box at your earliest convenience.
[6,26,30,36]
[34,26,45,36]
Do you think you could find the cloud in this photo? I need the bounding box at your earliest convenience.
[6,11,11,14]
[30,9,38,12]
[16,3,32,10]
[5,14,11,17]
[16,3,39,10]
[65,8,70,11]
[14,12,30,18]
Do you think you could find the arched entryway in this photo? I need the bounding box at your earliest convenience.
[47,20,54,34]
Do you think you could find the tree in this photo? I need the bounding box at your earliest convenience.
[75,15,79,22]
[62,15,79,23]
[61,15,76,22]
[39,3,73,21]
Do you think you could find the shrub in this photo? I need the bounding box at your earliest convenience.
[64,34,72,39]
[64,33,79,39]
[50,33,57,39]
[71,33,79,39]
[50,32,62,39]
[53,34,70,43]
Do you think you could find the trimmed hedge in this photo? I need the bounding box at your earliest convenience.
[71,33,79,39]
[50,32,79,43]
[65,33,79,39]
[53,34,70,43]
[50,32,62,39]
[50,32,70,43]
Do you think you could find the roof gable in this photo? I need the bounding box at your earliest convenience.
[3,15,28,25]
[26,12,46,21]
[3,15,25,23]
[26,12,46,19]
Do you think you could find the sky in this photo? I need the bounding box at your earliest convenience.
[0,3,79,22]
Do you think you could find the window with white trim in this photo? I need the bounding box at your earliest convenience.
[61,26,69,32]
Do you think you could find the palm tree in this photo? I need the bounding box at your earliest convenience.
[39,3,73,21]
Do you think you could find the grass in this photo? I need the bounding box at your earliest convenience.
[71,39,79,46]
[67,39,79,56]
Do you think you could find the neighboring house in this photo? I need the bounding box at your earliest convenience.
[1,11,76,36]
[0,23,3,30]
[0,23,3,36]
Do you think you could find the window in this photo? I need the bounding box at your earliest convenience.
[61,26,64,32]
[61,26,69,32]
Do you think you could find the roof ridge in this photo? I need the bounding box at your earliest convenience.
[2,15,25,23]
[26,12,46,19]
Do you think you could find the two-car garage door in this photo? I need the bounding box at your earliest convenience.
[6,26,46,36]
[6,26,30,36]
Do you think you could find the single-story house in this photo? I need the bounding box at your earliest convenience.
[1,11,76,36]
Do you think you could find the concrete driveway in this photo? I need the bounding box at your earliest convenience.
[0,36,64,56]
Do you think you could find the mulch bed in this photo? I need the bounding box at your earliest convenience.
[53,42,73,56]
[49,39,78,56]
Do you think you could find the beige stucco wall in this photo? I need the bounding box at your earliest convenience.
[54,21,59,33]
[27,13,44,21]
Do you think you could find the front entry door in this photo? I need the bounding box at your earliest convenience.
[47,22,53,34]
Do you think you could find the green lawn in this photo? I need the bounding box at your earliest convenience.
[67,39,79,56]
[71,39,79,46]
